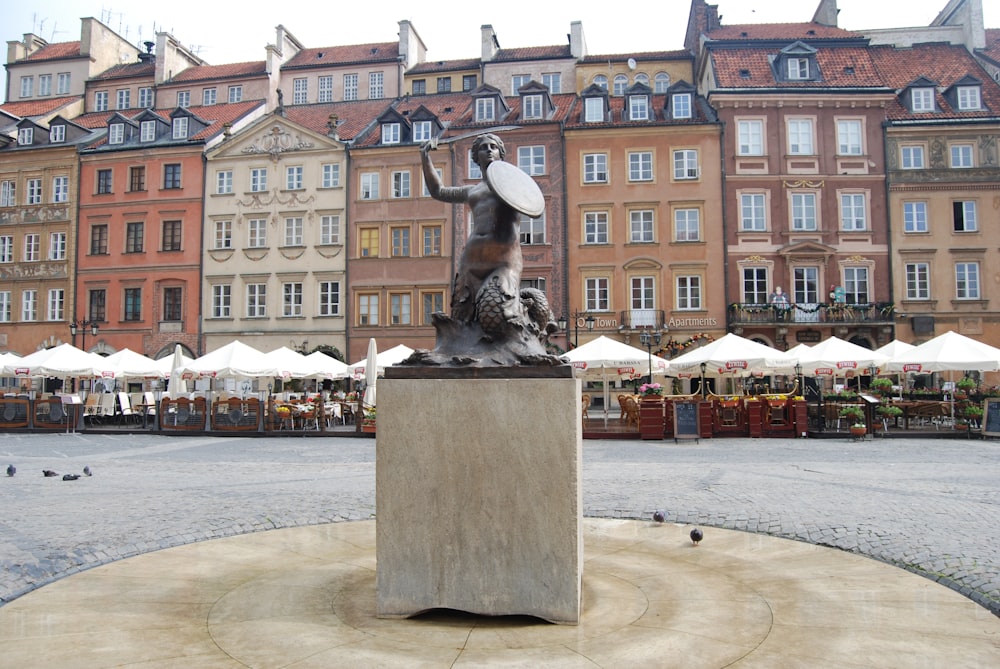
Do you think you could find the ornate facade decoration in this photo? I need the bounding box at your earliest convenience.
[241,126,314,161]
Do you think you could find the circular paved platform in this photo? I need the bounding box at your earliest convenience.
[0,519,997,668]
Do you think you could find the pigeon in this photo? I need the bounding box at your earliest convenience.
[652,510,666,523]
[62,473,80,481]
[690,528,704,546]
[42,469,59,477]
[6,464,14,477]
[83,466,92,477]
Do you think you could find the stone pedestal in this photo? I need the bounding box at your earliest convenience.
[376,368,582,624]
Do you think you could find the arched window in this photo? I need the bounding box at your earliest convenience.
[654,72,671,93]
[613,74,628,96]
[634,73,649,86]
[593,74,608,91]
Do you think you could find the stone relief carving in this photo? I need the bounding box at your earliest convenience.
[241,126,314,162]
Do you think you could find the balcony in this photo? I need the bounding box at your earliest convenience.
[728,302,895,326]
[619,309,666,330]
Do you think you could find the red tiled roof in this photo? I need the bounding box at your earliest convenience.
[71,110,117,130]
[168,61,267,83]
[283,42,400,69]
[91,62,156,81]
[582,50,692,63]
[710,46,884,88]
[493,45,572,61]
[0,96,80,118]
[408,59,481,74]
[283,100,393,140]
[870,43,1000,121]
[349,93,475,148]
[978,28,1000,66]
[74,100,265,139]
[563,93,714,130]
[24,41,82,61]
[707,23,858,40]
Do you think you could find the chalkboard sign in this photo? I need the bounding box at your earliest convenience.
[673,401,700,442]
[982,398,1000,438]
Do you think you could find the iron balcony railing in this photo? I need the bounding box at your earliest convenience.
[728,302,895,326]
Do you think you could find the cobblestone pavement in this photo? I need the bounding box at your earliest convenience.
[1,432,998,616]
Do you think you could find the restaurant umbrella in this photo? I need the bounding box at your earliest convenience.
[363,338,378,409]
[167,344,188,397]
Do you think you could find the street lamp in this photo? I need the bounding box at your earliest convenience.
[638,329,662,385]
[69,319,99,351]
[700,361,708,398]
[568,312,596,348]
[794,362,803,396]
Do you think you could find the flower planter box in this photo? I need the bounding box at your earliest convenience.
[639,398,665,440]
[361,423,377,433]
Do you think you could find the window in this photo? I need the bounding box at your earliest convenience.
[0,292,9,322]
[46,289,65,321]
[163,164,181,189]
[282,283,303,317]
[116,89,131,110]
[359,227,379,257]
[20,76,33,98]
[97,169,113,194]
[629,209,654,243]
[381,123,400,144]
[903,201,928,233]
[673,150,698,179]
[955,262,980,299]
[23,234,40,261]
[318,281,340,316]
[51,176,68,203]
[593,74,608,90]
[837,119,863,155]
[129,166,146,192]
[359,294,379,325]
[202,87,217,106]
[413,120,432,142]
[216,170,233,194]
[476,98,495,122]
[738,120,763,155]
[791,192,817,230]
[18,127,35,146]
[214,220,233,249]
[911,88,934,112]
[94,91,108,111]
[613,74,628,96]
[38,74,51,96]
[391,227,411,257]
[391,171,410,198]
[320,215,341,245]
[671,93,692,119]
[437,77,452,93]
[629,94,649,120]
[654,72,670,93]
[22,290,37,321]
[48,232,66,260]
[953,201,977,232]
[26,179,42,205]
[50,125,65,143]
[422,225,442,256]
[317,76,332,102]
[162,220,182,251]
[293,78,308,104]
[286,166,303,190]
[0,181,14,207]
[0,236,11,263]
[468,150,483,180]
[950,144,973,168]
[322,163,341,188]
[423,292,445,323]
[88,289,106,323]
[584,97,604,123]
[162,287,182,321]
[957,86,981,110]
[787,119,814,154]
[90,225,108,254]
[390,294,411,325]
[793,266,819,303]
[228,85,243,103]
[517,146,545,175]
[172,117,188,139]
[583,153,608,183]
[676,276,701,310]
[585,277,610,311]
[250,167,267,192]
[523,94,543,119]
[248,219,267,247]
[284,217,303,246]
[412,79,426,95]
[519,213,545,245]
[125,222,144,253]
[628,151,653,181]
[905,263,930,300]
[139,87,154,108]
[57,73,71,95]
[542,72,561,93]
[212,284,231,318]
[177,91,190,108]
[369,72,384,99]
[247,284,266,317]
[344,74,358,101]
[901,145,925,169]
[511,74,530,91]
[584,211,609,244]
[787,58,809,80]
[124,288,142,321]
[462,74,477,91]
[140,120,156,142]
[108,123,124,144]
[743,268,769,304]
[360,172,379,199]
[674,209,700,241]
[840,193,866,231]
[843,267,869,304]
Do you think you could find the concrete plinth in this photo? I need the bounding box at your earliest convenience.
[376,371,582,624]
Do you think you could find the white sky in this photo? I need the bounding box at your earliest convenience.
[8,1,999,65]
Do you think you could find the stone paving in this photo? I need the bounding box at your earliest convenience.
[1,432,998,617]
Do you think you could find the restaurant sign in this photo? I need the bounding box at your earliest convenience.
[903,364,923,372]
[836,361,857,369]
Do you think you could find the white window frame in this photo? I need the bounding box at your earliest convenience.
[17,127,33,145]
[950,144,973,168]
[369,71,384,99]
[584,211,609,244]
[518,213,546,245]
[741,193,766,231]
[216,170,233,194]
[413,121,432,142]
[674,209,700,242]
[957,86,981,110]
[47,288,64,321]
[138,87,154,108]
[22,290,37,321]
[343,74,358,101]
[955,262,980,299]
[284,217,304,246]
[202,88,217,105]
[94,91,108,112]
[293,78,308,104]
[584,97,604,123]
[322,163,341,188]
[250,167,267,192]
[629,209,654,243]
[583,153,608,183]
[791,192,818,231]
[953,201,977,232]
[523,94,543,119]
[52,176,68,203]
[317,76,332,103]
[839,193,867,231]
[228,85,243,103]
[629,95,649,120]
[613,74,628,96]
[787,57,809,80]
[20,76,33,98]
[48,232,66,260]
[0,291,10,322]
[57,73,71,95]
[286,165,303,190]
[49,125,65,143]
[116,89,130,110]
[108,123,124,145]
[843,267,870,304]
[676,275,702,311]
[246,284,267,318]
[585,277,610,311]
[903,201,928,233]
[140,120,156,142]
[476,98,495,122]
[905,263,930,300]
[901,145,925,169]
[542,72,561,93]
[214,220,233,249]
[671,93,692,119]
[392,170,411,198]
[38,74,51,96]
[318,281,340,316]
[672,149,698,179]
[837,119,863,155]
[176,91,190,108]
[0,182,13,208]
[26,179,42,205]
[0,236,12,263]
[628,151,653,182]
[320,215,341,244]
[737,119,763,155]
[743,267,769,304]
[381,123,400,144]
[911,88,934,112]
[247,219,267,248]
[787,118,814,155]
[360,172,379,199]
[517,146,545,175]
[282,282,304,317]
[212,284,231,318]
[172,117,188,139]
[24,233,40,261]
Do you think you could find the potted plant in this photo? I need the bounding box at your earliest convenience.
[361,408,377,432]
[877,404,902,419]
[869,377,893,397]
[839,406,866,436]
[638,382,664,397]
[955,377,976,399]
[963,404,983,426]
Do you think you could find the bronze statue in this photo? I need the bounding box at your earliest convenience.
[404,133,560,367]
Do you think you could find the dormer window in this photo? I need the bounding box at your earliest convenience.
[911,88,934,112]
[787,58,809,80]
[140,120,156,142]
[672,93,692,119]
[476,98,495,122]
[49,125,65,143]
[382,122,401,144]
[413,120,432,142]
[628,94,649,121]
[523,94,543,120]
[108,123,124,145]
[172,117,188,139]
[17,128,33,145]
[585,98,604,122]
[776,42,819,83]
[957,85,981,110]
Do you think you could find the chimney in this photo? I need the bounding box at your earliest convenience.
[481,24,499,62]
[138,40,155,63]
[570,21,587,60]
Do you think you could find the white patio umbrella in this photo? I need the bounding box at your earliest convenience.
[165,344,190,396]
[794,336,889,377]
[263,346,312,380]
[3,343,110,379]
[668,333,792,376]
[362,338,378,408]
[884,331,1000,373]
[103,348,164,380]
[182,340,277,379]
[302,351,350,381]
[349,344,415,378]
[874,339,915,359]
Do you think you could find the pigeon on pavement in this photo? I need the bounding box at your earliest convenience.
[83,466,92,477]
[5,464,14,477]
[690,528,704,546]
[42,469,59,477]
[652,510,665,523]
[62,474,80,481]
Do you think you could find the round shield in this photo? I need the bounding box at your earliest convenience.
[485,161,545,217]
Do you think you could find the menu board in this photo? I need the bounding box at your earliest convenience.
[673,401,700,442]
[983,399,1000,438]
